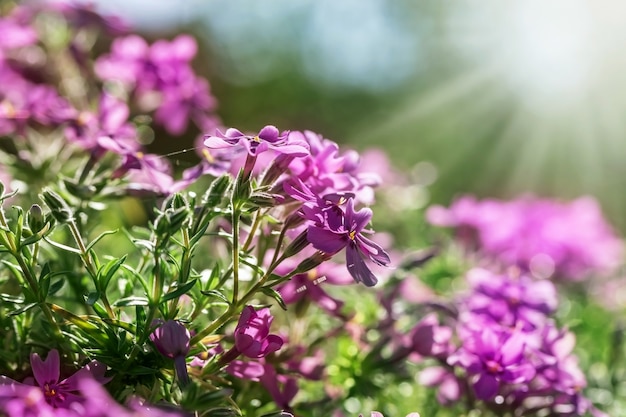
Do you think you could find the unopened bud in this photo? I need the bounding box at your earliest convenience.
[27,204,45,233]
[40,188,73,223]
[281,230,310,259]
[202,175,231,208]
[293,251,332,274]
[248,192,277,208]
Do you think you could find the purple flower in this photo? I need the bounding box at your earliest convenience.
[114,152,203,196]
[204,125,309,158]
[150,320,191,386]
[448,327,535,400]
[287,130,375,200]
[306,198,390,286]
[234,306,283,358]
[427,195,623,280]
[154,76,216,135]
[0,9,38,50]
[65,93,138,158]
[465,268,557,329]
[0,349,109,409]
[276,255,353,317]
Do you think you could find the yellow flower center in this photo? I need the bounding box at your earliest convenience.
[253,135,261,142]
[349,230,357,240]
[43,384,57,398]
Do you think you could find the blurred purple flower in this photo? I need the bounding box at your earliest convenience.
[276,255,353,317]
[448,327,535,400]
[0,9,37,50]
[427,195,624,280]
[465,268,557,329]
[0,349,109,409]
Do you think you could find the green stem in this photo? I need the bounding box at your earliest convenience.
[168,228,191,318]
[231,208,240,305]
[67,219,114,318]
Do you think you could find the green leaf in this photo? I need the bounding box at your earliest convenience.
[0,294,24,304]
[112,296,149,307]
[91,301,109,319]
[97,255,127,292]
[9,302,37,316]
[200,290,230,304]
[85,229,118,252]
[1,260,23,282]
[161,279,198,303]
[43,237,81,254]
[260,286,287,311]
[85,291,100,306]
[48,279,65,296]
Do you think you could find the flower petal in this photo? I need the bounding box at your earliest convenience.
[346,243,378,286]
[307,226,347,254]
[31,349,60,386]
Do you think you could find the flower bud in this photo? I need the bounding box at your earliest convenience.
[202,175,231,208]
[281,230,310,259]
[27,204,45,233]
[40,188,73,223]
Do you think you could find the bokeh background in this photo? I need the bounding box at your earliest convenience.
[64,0,626,230]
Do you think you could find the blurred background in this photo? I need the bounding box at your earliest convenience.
[53,0,626,230]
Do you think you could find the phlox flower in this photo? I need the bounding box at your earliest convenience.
[306,197,390,287]
[427,195,623,280]
[234,306,283,358]
[204,125,309,158]
[448,327,535,400]
[0,349,109,409]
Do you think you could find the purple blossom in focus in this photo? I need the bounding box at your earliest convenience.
[234,306,283,358]
[306,197,390,286]
[204,125,309,158]
[448,327,536,400]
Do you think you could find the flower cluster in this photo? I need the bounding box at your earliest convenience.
[402,268,606,416]
[0,3,392,416]
[427,195,623,280]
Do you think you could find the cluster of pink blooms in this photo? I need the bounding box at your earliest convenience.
[427,195,623,280]
[0,3,395,414]
[392,268,606,416]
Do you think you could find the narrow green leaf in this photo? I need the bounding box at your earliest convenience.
[9,302,37,316]
[161,279,198,303]
[43,238,81,254]
[112,296,149,307]
[260,286,287,311]
[85,229,118,252]
[98,255,127,293]
[200,289,230,304]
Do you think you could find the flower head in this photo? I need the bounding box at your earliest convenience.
[306,197,390,286]
[234,306,283,358]
[0,349,109,409]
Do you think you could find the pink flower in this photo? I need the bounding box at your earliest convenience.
[234,306,283,358]
[0,349,109,409]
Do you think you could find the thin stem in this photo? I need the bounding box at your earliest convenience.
[67,219,114,318]
[241,210,262,252]
[168,228,191,318]
[231,208,240,305]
